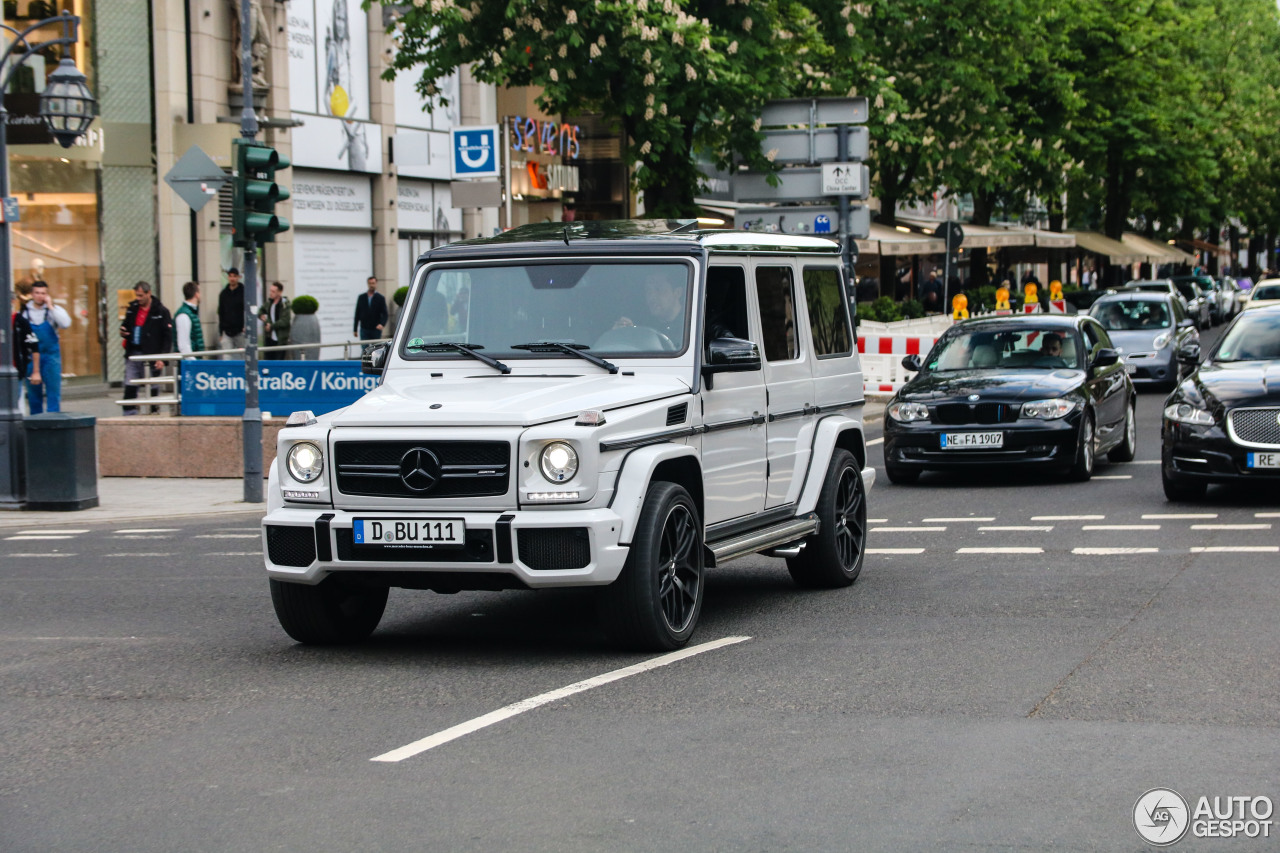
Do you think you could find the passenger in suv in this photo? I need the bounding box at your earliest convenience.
[262,221,874,650]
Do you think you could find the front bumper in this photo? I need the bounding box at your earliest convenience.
[1122,351,1177,385]
[262,506,629,587]
[884,415,1081,470]
[1162,421,1280,485]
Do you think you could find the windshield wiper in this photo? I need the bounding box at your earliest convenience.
[405,341,510,374]
[511,341,619,374]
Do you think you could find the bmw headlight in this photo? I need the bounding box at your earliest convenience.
[1152,331,1173,350]
[1163,402,1215,426]
[1021,398,1077,419]
[888,401,930,423]
[286,441,324,483]
[539,441,579,483]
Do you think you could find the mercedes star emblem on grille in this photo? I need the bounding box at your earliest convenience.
[399,447,442,492]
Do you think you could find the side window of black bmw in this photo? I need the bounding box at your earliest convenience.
[1082,322,1103,357]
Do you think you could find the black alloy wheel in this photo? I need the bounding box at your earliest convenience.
[1068,412,1095,481]
[602,481,704,650]
[788,449,867,588]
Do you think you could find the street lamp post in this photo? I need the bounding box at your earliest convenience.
[0,13,97,508]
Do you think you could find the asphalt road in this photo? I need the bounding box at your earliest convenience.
[3,323,1279,852]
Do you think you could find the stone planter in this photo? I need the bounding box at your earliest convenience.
[291,313,321,360]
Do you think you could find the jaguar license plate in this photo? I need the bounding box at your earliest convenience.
[940,432,1004,449]
[353,518,466,546]
[1246,452,1280,469]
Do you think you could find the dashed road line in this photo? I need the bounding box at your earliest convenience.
[4,535,76,541]
[871,526,947,533]
[1191,546,1279,553]
[115,528,179,534]
[1191,523,1271,531]
[867,518,888,523]
[104,553,175,558]
[1092,475,1133,480]
[193,534,261,539]
[3,553,77,558]
[14,529,88,535]
[979,525,1053,532]
[1142,513,1217,520]
[1256,512,1280,519]
[1073,547,1160,555]
[866,437,884,446]
[1131,460,1160,464]
[923,517,996,523]
[1082,524,1160,531]
[867,548,926,555]
[207,551,261,556]
[1033,515,1104,521]
[371,635,752,762]
[957,547,1043,554]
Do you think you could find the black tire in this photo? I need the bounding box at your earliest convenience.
[1068,412,1095,482]
[1162,467,1207,502]
[787,450,867,588]
[1107,399,1137,463]
[270,577,388,644]
[884,461,921,484]
[602,482,704,651]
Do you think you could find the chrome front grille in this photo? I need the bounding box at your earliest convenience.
[1227,408,1280,449]
[334,440,511,498]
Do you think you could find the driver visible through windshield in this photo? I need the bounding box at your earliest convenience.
[401,261,692,360]
[926,326,1084,371]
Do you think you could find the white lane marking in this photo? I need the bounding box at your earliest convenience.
[193,534,261,539]
[1033,515,1104,521]
[979,525,1054,532]
[4,535,75,541]
[1073,547,1160,555]
[956,547,1043,554]
[1191,523,1272,531]
[1082,524,1161,531]
[866,437,884,446]
[371,635,752,763]
[215,527,262,532]
[867,548,926,555]
[104,553,175,558]
[1191,546,1279,553]
[15,529,88,535]
[1131,460,1160,465]
[115,528,179,534]
[871,527,946,533]
[4,553,76,558]
[923,517,996,523]
[207,551,261,556]
[1142,513,1217,520]
[1092,475,1133,480]
[1256,512,1280,518]
[867,518,888,524]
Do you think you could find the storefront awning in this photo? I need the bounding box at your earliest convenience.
[1120,233,1197,265]
[862,222,947,256]
[1067,231,1148,265]
[897,217,1037,250]
[1177,238,1231,257]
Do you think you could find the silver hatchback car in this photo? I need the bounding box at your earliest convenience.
[1090,291,1199,390]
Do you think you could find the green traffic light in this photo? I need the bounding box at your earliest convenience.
[230,138,291,246]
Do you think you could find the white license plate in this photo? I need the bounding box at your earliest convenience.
[353,518,466,546]
[1247,452,1280,469]
[1124,362,1137,374]
[941,432,1004,449]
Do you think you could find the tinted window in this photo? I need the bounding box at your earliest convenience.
[705,266,750,342]
[927,326,1082,370]
[1216,311,1280,361]
[1251,284,1280,301]
[755,266,799,361]
[803,266,851,358]
[1092,299,1172,330]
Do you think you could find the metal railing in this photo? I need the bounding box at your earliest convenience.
[119,336,390,415]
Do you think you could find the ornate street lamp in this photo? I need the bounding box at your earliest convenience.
[1,13,98,508]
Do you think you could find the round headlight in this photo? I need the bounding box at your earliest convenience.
[539,441,579,483]
[287,441,324,483]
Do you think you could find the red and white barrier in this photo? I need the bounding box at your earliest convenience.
[858,332,941,395]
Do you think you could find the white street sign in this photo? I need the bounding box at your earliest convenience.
[821,163,868,197]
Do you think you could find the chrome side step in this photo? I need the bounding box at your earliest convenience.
[709,514,819,565]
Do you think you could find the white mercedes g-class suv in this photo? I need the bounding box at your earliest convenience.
[263,220,873,650]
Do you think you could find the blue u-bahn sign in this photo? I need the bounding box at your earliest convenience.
[180,361,378,416]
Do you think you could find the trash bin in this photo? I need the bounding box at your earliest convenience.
[24,413,99,511]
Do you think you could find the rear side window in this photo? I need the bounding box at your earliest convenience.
[803,266,852,358]
[755,266,799,361]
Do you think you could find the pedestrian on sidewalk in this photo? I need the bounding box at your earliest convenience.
[175,281,205,358]
[11,293,38,416]
[259,281,291,359]
[353,276,387,341]
[119,282,173,415]
[19,280,71,414]
[217,268,245,358]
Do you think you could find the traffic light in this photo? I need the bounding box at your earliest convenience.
[231,139,291,247]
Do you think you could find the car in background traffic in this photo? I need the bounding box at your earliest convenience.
[884,315,1136,484]
[1161,305,1280,500]
[1122,280,1204,328]
[1172,274,1227,325]
[1243,279,1280,311]
[1090,291,1198,390]
[1217,276,1244,319]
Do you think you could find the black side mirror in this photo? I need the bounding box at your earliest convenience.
[1091,347,1121,369]
[362,341,390,376]
[902,354,922,372]
[1176,343,1201,365]
[702,337,761,389]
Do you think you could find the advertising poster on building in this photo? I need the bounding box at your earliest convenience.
[293,230,374,344]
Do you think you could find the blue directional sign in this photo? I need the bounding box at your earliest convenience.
[180,361,379,416]
[450,125,501,179]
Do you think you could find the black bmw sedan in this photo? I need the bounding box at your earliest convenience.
[1161,305,1280,500]
[883,315,1137,483]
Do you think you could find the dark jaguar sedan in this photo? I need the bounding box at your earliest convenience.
[1161,305,1280,500]
[883,315,1137,483]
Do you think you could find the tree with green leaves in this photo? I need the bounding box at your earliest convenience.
[382,0,830,218]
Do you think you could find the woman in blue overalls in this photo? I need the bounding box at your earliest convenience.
[22,281,72,414]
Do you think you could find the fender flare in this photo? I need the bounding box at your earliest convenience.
[795,415,866,515]
[609,442,700,545]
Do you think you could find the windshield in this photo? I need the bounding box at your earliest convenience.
[925,326,1083,371]
[1215,312,1280,361]
[1173,281,1198,301]
[1092,299,1171,331]
[1251,284,1280,301]
[400,261,692,359]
